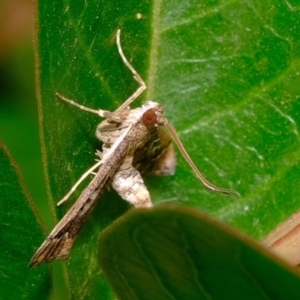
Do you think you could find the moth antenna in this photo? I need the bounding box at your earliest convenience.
[164,120,240,199]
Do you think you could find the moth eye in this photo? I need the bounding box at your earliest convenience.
[142,109,157,126]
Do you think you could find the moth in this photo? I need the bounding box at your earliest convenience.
[29,29,239,267]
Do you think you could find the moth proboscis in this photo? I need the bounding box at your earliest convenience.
[29,29,239,267]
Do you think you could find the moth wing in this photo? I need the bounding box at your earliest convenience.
[133,127,176,176]
[29,179,107,267]
[29,126,133,267]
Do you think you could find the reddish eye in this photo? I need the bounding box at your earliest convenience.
[142,109,157,125]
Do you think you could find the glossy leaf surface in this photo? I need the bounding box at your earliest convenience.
[34,0,300,298]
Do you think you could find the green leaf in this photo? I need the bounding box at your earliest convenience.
[99,205,300,300]
[35,0,300,297]
[36,1,152,298]
[0,142,51,298]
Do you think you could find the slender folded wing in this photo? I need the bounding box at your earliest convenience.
[29,125,134,267]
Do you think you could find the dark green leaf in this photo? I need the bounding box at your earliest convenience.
[36,1,153,298]
[35,0,300,297]
[99,205,300,300]
[0,142,51,299]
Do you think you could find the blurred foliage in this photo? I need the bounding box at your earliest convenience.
[0,143,51,299]
[0,0,48,222]
[0,0,60,298]
[99,206,300,300]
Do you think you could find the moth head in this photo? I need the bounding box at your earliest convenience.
[141,101,166,126]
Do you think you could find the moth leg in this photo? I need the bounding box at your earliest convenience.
[56,29,147,117]
[90,150,103,175]
[95,149,103,159]
[55,93,123,122]
[114,29,147,112]
[57,159,103,206]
